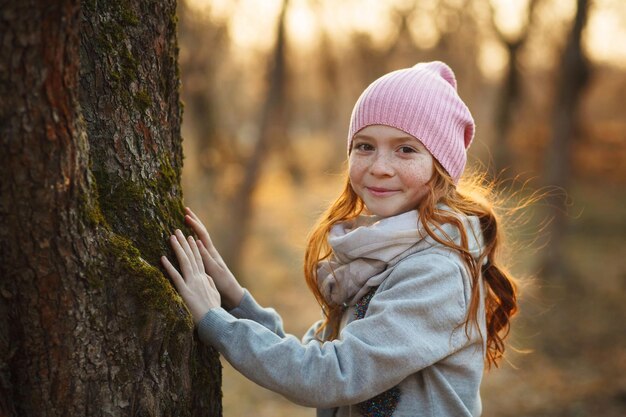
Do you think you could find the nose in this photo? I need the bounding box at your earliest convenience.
[369,152,394,177]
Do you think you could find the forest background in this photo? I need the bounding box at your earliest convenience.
[177,0,625,415]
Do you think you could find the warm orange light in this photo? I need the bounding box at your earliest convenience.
[186,0,626,68]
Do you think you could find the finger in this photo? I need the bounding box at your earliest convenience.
[188,235,204,273]
[205,273,218,290]
[161,256,185,288]
[194,228,222,261]
[181,213,222,264]
[185,215,205,235]
[185,206,201,222]
[185,215,211,243]
[184,208,203,230]
[197,240,221,271]
[170,235,194,276]
[204,274,219,293]
[175,229,198,273]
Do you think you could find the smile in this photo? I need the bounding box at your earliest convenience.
[366,187,399,197]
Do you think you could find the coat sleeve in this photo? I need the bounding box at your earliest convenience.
[197,253,471,408]
[228,289,324,343]
[227,289,288,337]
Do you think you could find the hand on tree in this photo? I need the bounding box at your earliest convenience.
[161,229,221,324]
[184,207,244,310]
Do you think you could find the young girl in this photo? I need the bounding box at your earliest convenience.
[161,61,518,417]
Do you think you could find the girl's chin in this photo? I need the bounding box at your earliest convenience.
[363,206,410,218]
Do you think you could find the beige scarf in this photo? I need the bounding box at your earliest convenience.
[317,210,425,307]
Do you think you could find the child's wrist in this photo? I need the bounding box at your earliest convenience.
[224,285,244,310]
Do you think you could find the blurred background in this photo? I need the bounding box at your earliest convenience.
[177,0,626,415]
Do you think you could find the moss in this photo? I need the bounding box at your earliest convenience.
[82,165,193,326]
[120,46,139,80]
[92,170,144,219]
[144,156,185,224]
[155,155,181,191]
[169,12,179,29]
[93,170,151,258]
[110,69,121,83]
[174,46,181,81]
[134,89,152,113]
[83,0,193,334]
[106,233,193,330]
[119,6,140,27]
[86,0,141,109]
[78,174,108,289]
[93,20,125,55]
[79,190,108,229]
[81,0,203,388]
[90,158,189,266]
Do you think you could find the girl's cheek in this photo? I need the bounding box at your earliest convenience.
[401,161,433,184]
[348,158,368,174]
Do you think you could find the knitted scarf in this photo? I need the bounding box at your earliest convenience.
[317,210,424,307]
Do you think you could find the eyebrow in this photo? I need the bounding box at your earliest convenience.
[353,133,421,143]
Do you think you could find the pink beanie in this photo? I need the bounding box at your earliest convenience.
[348,61,475,184]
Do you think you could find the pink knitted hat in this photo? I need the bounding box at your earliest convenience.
[347,61,475,184]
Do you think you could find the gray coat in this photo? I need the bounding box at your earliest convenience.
[198,217,487,416]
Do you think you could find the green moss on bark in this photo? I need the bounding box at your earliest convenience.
[105,233,193,330]
[134,89,153,113]
[78,0,220,412]
[81,152,188,316]
[91,169,180,262]
[84,0,142,110]
[79,185,108,229]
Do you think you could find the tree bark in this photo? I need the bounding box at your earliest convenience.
[0,0,221,415]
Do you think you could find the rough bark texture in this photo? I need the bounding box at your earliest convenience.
[0,0,222,415]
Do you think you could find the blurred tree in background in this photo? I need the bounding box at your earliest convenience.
[542,0,591,280]
[488,0,541,177]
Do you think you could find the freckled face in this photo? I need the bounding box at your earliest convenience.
[349,125,435,218]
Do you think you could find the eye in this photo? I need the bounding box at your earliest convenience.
[353,142,374,152]
[399,146,417,154]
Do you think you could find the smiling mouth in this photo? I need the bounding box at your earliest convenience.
[366,187,399,197]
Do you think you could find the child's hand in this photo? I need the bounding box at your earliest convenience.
[161,229,221,324]
[184,207,244,310]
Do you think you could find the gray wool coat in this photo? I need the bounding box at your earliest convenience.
[198,216,487,416]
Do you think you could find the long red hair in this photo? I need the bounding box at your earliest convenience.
[304,161,519,368]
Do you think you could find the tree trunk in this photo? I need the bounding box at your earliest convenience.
[542,0,591,280]
[222,0,290,275]
[489,0,540,178]
[0,0,222,415]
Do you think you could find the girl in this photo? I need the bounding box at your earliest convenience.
[161,61,518,417]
